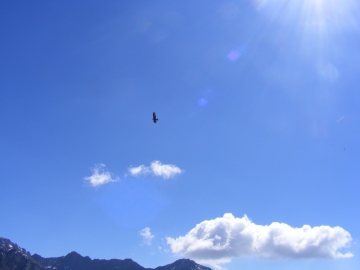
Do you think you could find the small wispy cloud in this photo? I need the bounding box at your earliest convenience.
[84,164,119,187]
[140,227,154,246]
[129,165,150,176]
[129,160,183,179]
[335,116,344,123]
[167,213,353,269]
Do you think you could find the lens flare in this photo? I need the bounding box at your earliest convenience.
[197,98,208,106]
[254,0,269,11]
[317,63,339,83]
[227,45,246,62]
[227,50,241,61]
[93,180,168,229]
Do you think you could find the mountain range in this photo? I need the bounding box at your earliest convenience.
[0,237,212,270]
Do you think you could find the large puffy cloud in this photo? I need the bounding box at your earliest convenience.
[167,214,353,268]
[129,160,183,179]
[84,164,119,187]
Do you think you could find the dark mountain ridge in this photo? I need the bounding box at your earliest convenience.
[0,238,43,270]
[32,251,148,270]
[0,237,212,270]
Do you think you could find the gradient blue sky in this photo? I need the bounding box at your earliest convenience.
[1,1,360,269]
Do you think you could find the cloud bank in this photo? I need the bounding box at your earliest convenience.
[129,160,183,179]
[167,213,353,268]
[140,227,154,246]
[84,164,119,187]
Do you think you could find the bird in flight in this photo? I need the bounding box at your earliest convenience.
[153,112,158,123]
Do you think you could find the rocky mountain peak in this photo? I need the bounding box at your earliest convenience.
[155,258,212,270]
[0,237,31,257]
[0,237,44,270]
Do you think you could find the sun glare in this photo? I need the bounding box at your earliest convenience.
[251,0,359,87]
[255,0,358,29]
[254,0,359,51]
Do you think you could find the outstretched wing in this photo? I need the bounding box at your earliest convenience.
[152,112,157,123]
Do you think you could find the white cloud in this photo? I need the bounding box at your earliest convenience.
[167,213,353,269]
[128,165,150,176]
[140,227,154,246]
[129,160,183,179]
[84,164,119,187]
[150,160,183,179]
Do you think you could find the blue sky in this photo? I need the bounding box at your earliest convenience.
[1,0,360,269]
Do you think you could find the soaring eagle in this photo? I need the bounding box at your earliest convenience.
[152,112,158,123]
